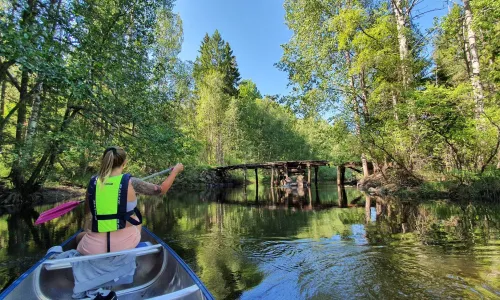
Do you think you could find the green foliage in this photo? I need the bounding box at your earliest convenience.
[0,1,344,197]
[280,0,500,183]
[2,0,500,198]
[0,0,191,196]
[193,30,241,97]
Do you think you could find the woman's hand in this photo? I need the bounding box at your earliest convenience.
[158,163,183,195]
[173,163,184,174]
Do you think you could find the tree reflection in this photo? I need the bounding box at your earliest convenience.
[0,201,83,291]
[364,196,500,247]
[2,188,499,298]
[146,189,368,299]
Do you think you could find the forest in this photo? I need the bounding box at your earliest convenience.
[0,0,499,203]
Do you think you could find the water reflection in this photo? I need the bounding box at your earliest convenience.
[197,184,364,212]
[1,185,499,299]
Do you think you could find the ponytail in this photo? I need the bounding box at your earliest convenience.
[99,151,115,184]
[98,146,127,184]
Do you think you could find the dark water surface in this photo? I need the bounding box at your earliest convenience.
[1,184,499,299]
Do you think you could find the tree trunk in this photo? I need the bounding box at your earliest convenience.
[497,150,500,169]
[359,68,370,120]
[0,80,6,150]
[392,0,411,87]
[0,80,5,118]
[461,19,472,79]
[10,70,30,188]
[392,0,416,128]
[463,0,484,118]
[345,51,361,134]
[216,130,224,165]
[25,83,43,151]
[362,154,369,178]
[25,106,81,194]
[15,70,29,147]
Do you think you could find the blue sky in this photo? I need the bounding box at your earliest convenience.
[174,0,448,97]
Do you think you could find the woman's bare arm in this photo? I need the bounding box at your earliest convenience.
[130,178,163,195]
[131,164,183,196]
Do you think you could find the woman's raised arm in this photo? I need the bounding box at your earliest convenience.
[131,163,184,196]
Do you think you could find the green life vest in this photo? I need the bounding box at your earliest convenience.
[87,173,142,233]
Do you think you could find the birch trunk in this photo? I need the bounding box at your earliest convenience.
[462,19,472,79]
[393,0,411,87]
[463,0,484,118]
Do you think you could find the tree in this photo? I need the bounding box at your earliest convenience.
[196,70,230,165]
[0,0,188,201]
[193,30,240,97]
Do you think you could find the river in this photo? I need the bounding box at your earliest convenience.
[1,184,499,299]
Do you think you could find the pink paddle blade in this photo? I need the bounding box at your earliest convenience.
[35,201,83,225]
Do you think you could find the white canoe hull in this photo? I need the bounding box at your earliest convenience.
[0,228,213,300]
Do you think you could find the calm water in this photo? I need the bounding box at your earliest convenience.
[1,184,499,299]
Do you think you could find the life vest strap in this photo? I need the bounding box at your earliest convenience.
[95,213,122,220]
[107,232,111,253]
[127,207,143,226]
[95,208,142,224]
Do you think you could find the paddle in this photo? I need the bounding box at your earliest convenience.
[34,167,174,225]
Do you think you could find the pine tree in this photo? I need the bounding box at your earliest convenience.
[193,30,240,96]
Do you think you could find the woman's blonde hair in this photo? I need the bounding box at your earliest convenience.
[98,146,127,183]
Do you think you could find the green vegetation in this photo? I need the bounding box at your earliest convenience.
[1,0,500,203]
[0,0,353,203]
[278,0,500,200]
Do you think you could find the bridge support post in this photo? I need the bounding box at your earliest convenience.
[307,163,311,186]
[314,166,318,187]
[337,184,347,208]
[255,168,258,191]
[337,165,345,186]
[271,167,274,187]
[244,168,247,196]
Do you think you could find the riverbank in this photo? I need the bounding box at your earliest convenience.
[0,166,240,206]
[358,167,500,202]
[0,185,85,206]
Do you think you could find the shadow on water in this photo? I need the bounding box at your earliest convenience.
[1,184,500,299]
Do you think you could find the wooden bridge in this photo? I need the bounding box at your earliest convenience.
[214,160,372,188]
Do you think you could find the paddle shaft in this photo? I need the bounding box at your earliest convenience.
[140,167,174,181]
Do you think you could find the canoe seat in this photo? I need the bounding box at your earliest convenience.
[43,242,162,271]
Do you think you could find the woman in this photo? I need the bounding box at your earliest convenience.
[76,146,183,255]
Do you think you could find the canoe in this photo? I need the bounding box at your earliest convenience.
[0,227,214,300]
